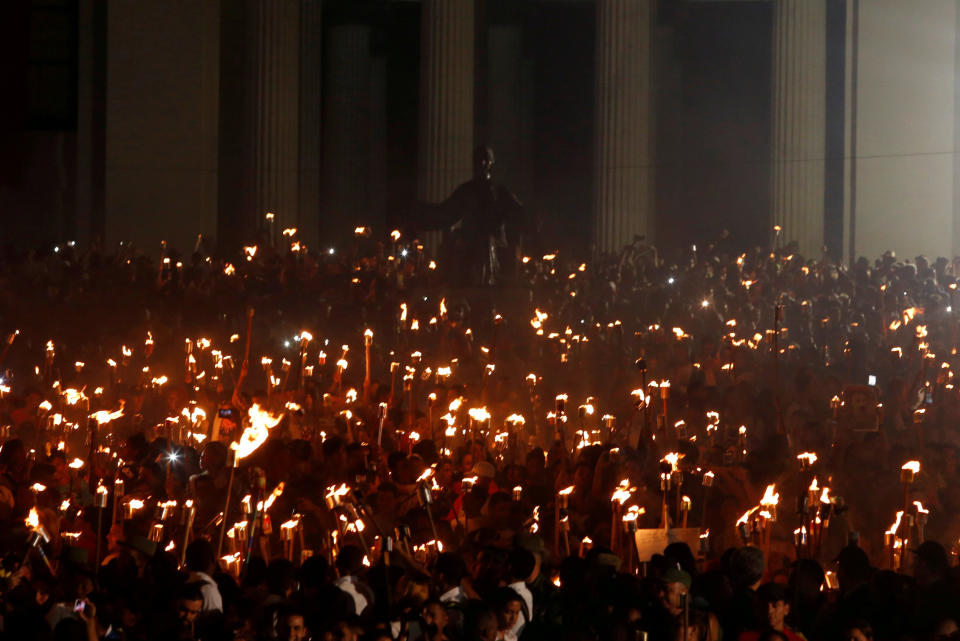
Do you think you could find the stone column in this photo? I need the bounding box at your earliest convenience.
[771,0,826,257]
[105,0,220,250]
[368,56,388,228]
[246,0,300,235]
[322,24,372,238]
[299,0,322,246]
[488,23,526,198]
[76,0,95,244]
[417,0,475,203]
[594,0,653,254]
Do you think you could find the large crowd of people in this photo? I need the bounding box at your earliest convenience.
[0,226,959,641]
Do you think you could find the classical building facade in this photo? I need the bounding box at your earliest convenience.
[5,0,959,261]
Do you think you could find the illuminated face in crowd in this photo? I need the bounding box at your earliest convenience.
[436,461,454,488]
[497,599,523,632]
[177,598,202,626]
[280,614,309,641]
[765,599,790,632]
[423,602,449,632]
[662,581,688,617]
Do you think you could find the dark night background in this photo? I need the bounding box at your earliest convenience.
[0,0,814,260]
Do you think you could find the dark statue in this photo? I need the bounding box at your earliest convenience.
[415,146,532,286]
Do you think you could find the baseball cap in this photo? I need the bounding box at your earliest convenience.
[470,461,496,479]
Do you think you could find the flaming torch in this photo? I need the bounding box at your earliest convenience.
[217,404,283,556]
[901,460,920,511]
[181,499,196,567]
[622,506,644,573]
[556,486,574,556]
[797,452,817,471]
[417,468,441,543]
[610,479,635,553]
[736,507,757,545]
[886,510,906,571]
[758,484,779,549]
[700,471,715,529]
[363,329,373,397]
[24,507,55,575]
[298,331,313,391]
[95,483,108,566]
[913,500,929,543]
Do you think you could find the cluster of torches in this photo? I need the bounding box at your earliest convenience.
[10,222,960,581]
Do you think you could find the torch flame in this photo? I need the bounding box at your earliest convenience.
[736,507,757,526]
[262,482,285,511]
[234,404,283,460]
[611,479,635,505]
[325,483,350,501]
[760,484,779,507]
[468,407,490,422]
[622,505,645,522]
[902,460,921,474]
[90,408,124,425]
[662,452,682,472]
[886,510,905,536]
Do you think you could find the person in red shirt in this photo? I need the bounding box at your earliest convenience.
[739,583,806,641]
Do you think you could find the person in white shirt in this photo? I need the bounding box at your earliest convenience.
[435,553,468,605]
[505,548,536,638]
[489,587,525,641]
[184,539,223,612]
[334,545,375,616]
